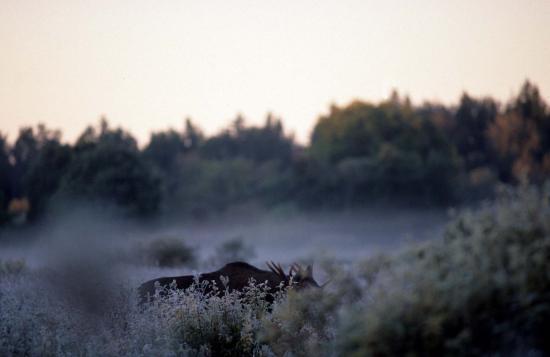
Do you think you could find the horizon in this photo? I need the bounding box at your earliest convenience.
[2,0,549,145]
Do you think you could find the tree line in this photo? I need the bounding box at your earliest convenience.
[0,80,549,225]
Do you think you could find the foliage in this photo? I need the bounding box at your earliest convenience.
[143,129,188,173]
[261,288,338,356]
[489,81,550,183]
[0,275,278,356]
[4,125,72,223]
[172,157,258,216]
[308,94,461,204]
[200,114,294,165]
[336,183,550,356]
[448,93,498,171]
[139,237,196,268]
[0,135,11,224]
[1,80,549,225]
[143,119,205,214]
[171,157,291,217]
[23,138,72,221]
[167,281,276,356]
[60,120,161,217]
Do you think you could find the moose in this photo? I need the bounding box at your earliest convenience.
[138,261,323,303]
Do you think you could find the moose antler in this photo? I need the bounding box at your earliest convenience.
[290,263,315,279]
[266,261,287,280]
[290,263,302,276]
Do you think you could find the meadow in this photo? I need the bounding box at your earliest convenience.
[1,183,548,356]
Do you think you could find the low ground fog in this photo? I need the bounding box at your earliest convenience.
[0,206,448,284]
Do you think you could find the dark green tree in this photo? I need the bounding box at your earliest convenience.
[24,139,72,221]
[11,127,39,198]
[309,93,460,204]
[143,118,204,173]
[0,134,12,224]
[144,129,187,173]
[61,119,161,217]
[451,94,498,171]
[489,81,550,182]
[201,114,294,165]
[7,125,70,222]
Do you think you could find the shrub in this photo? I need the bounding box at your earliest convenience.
[0,274,280,356]
[335,183,550,356]
[167,280,277,356]
[140,237,196,268]
[0,259,26,277]
[261,288,337,356]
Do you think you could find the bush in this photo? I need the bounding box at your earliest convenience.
[261,288,338,356]
[141,237,196,268]
[0,274,280,356]
[167,280,277,356]
[0,259,26,277]
[335,183,550,356]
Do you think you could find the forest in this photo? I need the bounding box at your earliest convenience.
[1,80,549,227]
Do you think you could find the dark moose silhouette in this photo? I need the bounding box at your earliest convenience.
[139,261,322,303]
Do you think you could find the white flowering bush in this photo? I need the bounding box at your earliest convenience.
[335,183,550,356]
[0,275,260,356]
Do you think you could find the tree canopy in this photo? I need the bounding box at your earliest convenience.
[0,80,548,226]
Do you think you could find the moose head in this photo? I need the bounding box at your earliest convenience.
[266,261,327,290]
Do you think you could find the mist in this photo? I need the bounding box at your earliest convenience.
[0,202,448,339]
[0,203,449,281]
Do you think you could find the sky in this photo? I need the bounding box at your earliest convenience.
[1,0,549,145]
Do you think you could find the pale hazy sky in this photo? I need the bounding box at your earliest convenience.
[1,0,549,144]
